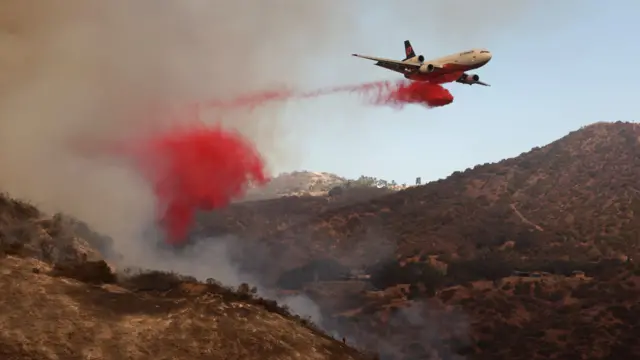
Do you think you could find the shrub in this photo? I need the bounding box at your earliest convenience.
[276,258,350,290]
[369,259,444,295]
[446,254,512,283]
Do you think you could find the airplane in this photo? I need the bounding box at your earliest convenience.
[352,40,492,86]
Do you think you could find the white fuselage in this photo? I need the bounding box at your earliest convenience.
[406,48,492,69]
[402,48,492,82]
[351,45,493,85]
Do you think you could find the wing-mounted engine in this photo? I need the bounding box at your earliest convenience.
[419,63,436,73]
[457,73,481,85]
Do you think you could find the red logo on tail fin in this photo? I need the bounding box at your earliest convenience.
[406,46,413,55]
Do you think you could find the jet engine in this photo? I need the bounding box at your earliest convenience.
[457,73,480,84]
[417,55,425,62]
[419,63,435,73]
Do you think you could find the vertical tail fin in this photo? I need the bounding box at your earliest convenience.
[403,40,416,61]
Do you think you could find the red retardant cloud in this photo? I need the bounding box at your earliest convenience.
[78,77,452,245]
[119,124,267,244]
[200,80,453,112]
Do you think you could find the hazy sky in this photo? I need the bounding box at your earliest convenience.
[273,1,637,184]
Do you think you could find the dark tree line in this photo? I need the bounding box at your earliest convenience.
[365,255,634,294]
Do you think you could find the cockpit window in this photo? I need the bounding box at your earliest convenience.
[480,50,490,54]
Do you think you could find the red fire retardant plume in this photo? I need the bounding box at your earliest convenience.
[123,124,267,244]
[373,81,454,108]
[201,80,453,111]
[84,79,450,245]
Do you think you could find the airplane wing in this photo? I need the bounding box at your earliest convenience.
[352,53,425,74]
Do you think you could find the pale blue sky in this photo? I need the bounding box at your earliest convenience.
[278,1,637,185]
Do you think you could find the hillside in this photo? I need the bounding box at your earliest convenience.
[191,121,640,359]
[198,185,394,241]
[4,122,640,359]
[204,122,640,274]
[241,171,405,202]
[0,195,370,360]
[324,268,640,359]
[242,171,348,200]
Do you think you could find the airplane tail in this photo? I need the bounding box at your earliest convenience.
[403,40,416,61]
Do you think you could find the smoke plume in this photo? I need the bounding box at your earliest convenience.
[0,0,549,250]
[0,0,556,343]
[0,0,363,246]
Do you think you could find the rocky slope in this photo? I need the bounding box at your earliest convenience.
[192,122,640,359]
[0,195,370,360]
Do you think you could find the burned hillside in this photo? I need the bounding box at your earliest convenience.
[0,193,371,360]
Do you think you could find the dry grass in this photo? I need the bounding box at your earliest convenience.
[0,193,373,360]
[0,257,371,360]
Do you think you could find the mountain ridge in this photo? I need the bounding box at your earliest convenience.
[248,121,640,267]
[3,121,640,359]
[191,121,640,359]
